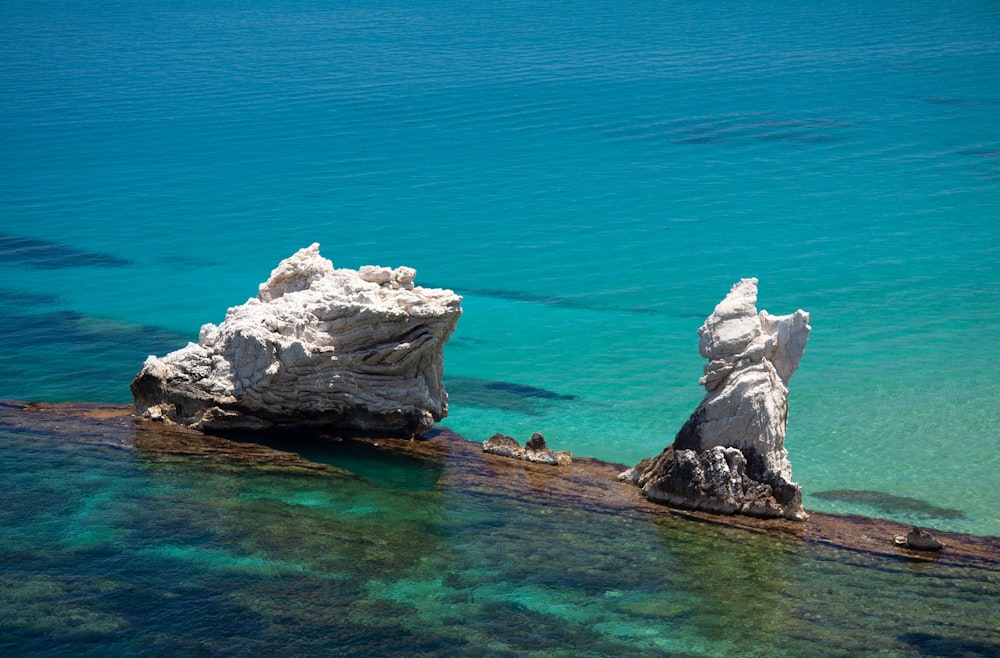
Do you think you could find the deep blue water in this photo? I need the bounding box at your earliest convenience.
[1,0,999,652]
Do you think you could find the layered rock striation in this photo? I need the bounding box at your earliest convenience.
[131,244,462,436]
[622,278,811,520]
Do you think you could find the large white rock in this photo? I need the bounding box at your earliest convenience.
[131,244,462,436]
[622,278,811,520]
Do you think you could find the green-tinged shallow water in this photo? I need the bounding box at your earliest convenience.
[1,410,997,657]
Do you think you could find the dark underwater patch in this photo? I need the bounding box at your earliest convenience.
[0,288,61,307]
[958,148,1000,159]
[473,599,617,653]
[950,146,1000,180]
[754,130,838,144]
[746,118,844,145]
[957,149,1000,160]
[453,286,664,315]
[0,307,188,401]
[443,335,486,349]
[220,429,444,492]
[900,632,1000,658]
[465,287,566,307]
[0,233,131,269]
[0,309,185,354]
[445,376,580,416]
[917,95,992,107]
[673,134,733,145]
[482,381,579,401]
[607,114,849,148]
[813,490,966,520]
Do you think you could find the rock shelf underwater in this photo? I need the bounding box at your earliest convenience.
[133,247,819,525]
[1,401,998,657]
[8,248,994,656]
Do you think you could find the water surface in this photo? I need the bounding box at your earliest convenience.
[0,3,998,651]
[1,407,997,657]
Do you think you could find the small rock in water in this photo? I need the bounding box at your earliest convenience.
[483,431,571,466]
[525,432,547,451]
[524,431,557,464]
[483,433,525,459]
[901,526,944,552]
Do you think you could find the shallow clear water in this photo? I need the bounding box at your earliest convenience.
[2,414,998,657]
[1,2,999,646]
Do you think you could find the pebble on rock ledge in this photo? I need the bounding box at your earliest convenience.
[895,526,944,552]
[484,432,572,466]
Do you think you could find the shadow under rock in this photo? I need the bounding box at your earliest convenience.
[212,426,446,492]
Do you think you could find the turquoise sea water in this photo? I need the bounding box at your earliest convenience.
[0,409,997,657]
[2,0,999,531]
[1,0,999,653]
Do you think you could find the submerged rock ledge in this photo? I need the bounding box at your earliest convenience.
[3,401,998,570]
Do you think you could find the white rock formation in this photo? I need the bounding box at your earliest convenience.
[622,278,810,520]
[131,244,462,436]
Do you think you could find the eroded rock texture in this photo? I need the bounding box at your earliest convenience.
[131,244,462,436]
[622,278,810,520]
[483,432,572,466]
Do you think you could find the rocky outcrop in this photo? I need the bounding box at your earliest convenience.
[484,432,572,466]
[131,244,462,437]
[482,433,525,459]
[621,278,810,521]
[896,527,944,552]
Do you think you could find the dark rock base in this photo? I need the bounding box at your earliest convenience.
[621,446,807,521]
[130,370,436,438]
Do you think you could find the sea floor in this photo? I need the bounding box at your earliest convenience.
[1,402,997,657]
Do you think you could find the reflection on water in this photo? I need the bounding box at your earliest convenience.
[0,411,997,657]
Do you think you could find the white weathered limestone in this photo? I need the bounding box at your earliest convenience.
[131,244,462,436]
[623,278,810,520]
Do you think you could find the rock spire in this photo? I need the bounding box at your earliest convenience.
[622,278,810,520]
